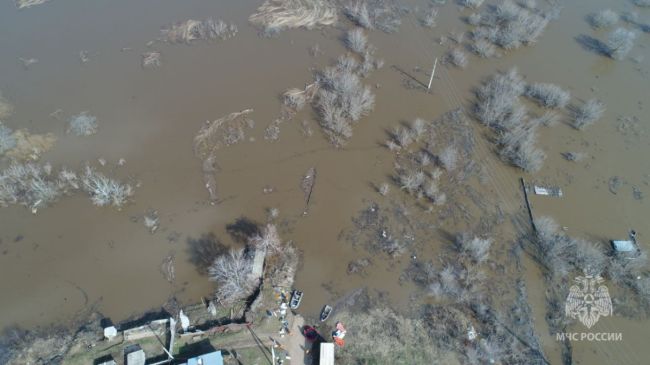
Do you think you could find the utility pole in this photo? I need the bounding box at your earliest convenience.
[427,57,438,91]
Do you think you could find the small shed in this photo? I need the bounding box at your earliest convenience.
[611,240,637,253]
[185,351,224,365]
[319,342,335,365]
[124,345,145,365]
[250,247,267,280]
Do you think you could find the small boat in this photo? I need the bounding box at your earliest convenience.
[290,290,303,310]
[320,305,333,322]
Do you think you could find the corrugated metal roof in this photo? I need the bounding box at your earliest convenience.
[319,342,335,365]
[612,240,636,252]
[187,351,223,365]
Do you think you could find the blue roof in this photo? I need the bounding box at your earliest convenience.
[187,351,223,365]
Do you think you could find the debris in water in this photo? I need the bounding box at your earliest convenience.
[19,57,38,69]
[347,258,371,275]
[201,156,219,203]
[561,151,587,162]
[194,109,254,159]
[49,109,63,120]
[79,51,90,64]
[117,158,126,166]
[301,167,316,213]
[632,186,643,201]
[162,18,238,43]
[160,254,175,283]
[144,210,160,233]
[264,119,282,141]
[608,176,622,195]
[14,0,50,9]
[4,129,57,161]
[533,185,563,197]
[142,52,161,68]
[249,0,338,33]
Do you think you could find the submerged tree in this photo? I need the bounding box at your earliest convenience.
[208,248,257,305]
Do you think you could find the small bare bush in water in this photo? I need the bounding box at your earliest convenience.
[471,38,497,57]
[0,123,17,154]
[444,48,468,68]
[208,248,257,305]
[531,111,559,127]
[67,112,98,136]
[457,0,484,9]
[0,93,13,120]
[249,223,282,253]
[470,0,550,50]
[498,122,545,172]
[588,9,619,29]
[473,68,525,129]
[162,18,237,43]
[438,146,459,171]
[346,28,368,53]
[343,0,403,33]
[524,83,570,109]
[420,7,438,28]
[455,233,492,264]
[82,166,133,208]
[0,163,62,212]
[605,27,637,60]
[570,99,605,130]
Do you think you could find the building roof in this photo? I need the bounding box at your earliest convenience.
[319,342,335,365]
[187,351,224,365]
[125,349,145,365]
[612,240,636,252]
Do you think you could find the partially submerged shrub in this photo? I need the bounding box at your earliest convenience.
[438,146,459,171]
[249,0,338,32]
[473,68,525,128]
[67,112,98,136]
[524,83,570,109]
[444,48,468,68]
[605,27,637,60]
[343,0,402,33]
[571,99,605,130]
[421,7,438,28]
[471,0,550,50]
[588,9,619,29]
[81,166,133,208]
[208,248,257,305]
[498,123,545,172]
[163,18,237,43]
[457,0,484,9]
[531,111,559,127]
[455,233,492,264]
[315,64,375,145]
[471,38,497,58]
[0,93,13,120]
[346,28,368,53]
[0,123,17,154]
[0,163,62,212]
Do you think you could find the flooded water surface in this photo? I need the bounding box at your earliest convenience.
[1,0,649,364]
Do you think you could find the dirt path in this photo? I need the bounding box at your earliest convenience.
[280,314,307,365]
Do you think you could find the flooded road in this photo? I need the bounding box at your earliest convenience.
[1,0,649,363]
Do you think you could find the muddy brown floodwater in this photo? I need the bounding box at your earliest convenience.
[0,0,649,364]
